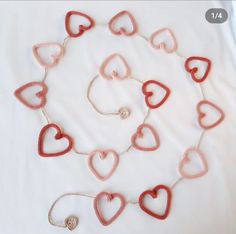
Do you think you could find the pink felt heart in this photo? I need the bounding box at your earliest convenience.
[99,53,131,80]
[197,100,225,129]
[149,28,177,53]
[93,192,126,226]
[32,42,64,69]
[108,11,137,36]
[178,147,208,179]
[14,81,48,110]
[131,124,160,151]
[88,149,119,181]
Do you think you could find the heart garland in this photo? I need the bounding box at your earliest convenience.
[108,10,137,36]
[93,192,126,226]
[65,11,95,38]
[142,80,171,109]
[178,147,208,179]
[99,53,131,80]
[197,100,224,129]
[139,184,172,220]
[131,123,160,151]
[14,81,48,110]
[19,10,225,229]
[149,28,177,53]
[185,56,211,83]
[88,150,119,181]
[38,123,73,157]
[32,42,64,69]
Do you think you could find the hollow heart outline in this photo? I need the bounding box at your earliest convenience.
[197,100,224,129]
[93,192,126,226]
[149,28,177,53]
[178,147,208,179]
[14,81,48,110]
[99,53,131,80]
[139,184,172,220]
[185,56,211,83]
[131,123,160,151]
[142,80,171,109]
[108,10,137,36]
[32,42,64,69]
[65,11,95,38]
[38,123,73,157]
[88,149,119,181]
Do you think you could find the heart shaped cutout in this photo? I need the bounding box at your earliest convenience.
[131,123,160,151]
[178,147,208,179]
[65,11,94,38]
[14,81,47,110]
[185,56,211,83]
[139,184,172,220]
[99,53,131,80]
[38,123,73,157]
[108,11,137,36]
[88,149,119,181]
[149,28,177,53]
[32,42,64,69]
[142,80,171,109]
[94,192,126,226]
[197,100,224,129]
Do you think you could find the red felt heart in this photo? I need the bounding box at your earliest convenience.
[139,184,172,220]
[142,80,170,109]
[14,81,47,110]
[93,192,126,226]
[38,123,73,157]
[108,10,137,36]
[65,11,94,38]
[197,100,224,129]
[185,56,211,83]
[131,124,160,151]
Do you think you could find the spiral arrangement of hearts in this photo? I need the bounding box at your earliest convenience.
[14,10,225,229]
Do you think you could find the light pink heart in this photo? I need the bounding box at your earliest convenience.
[149,28,177,53]
[99,53,131,80]
[88,149,119,181]
[32,42,64,69]
[178,147,208,179]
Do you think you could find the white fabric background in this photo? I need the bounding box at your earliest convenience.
[0,1,236,234]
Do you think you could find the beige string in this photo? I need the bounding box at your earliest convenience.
[48,176,183,229]
[87,74,144,119]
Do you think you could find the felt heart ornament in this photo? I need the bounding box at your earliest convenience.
[99,53,131,80]
[38,123,73,157]
[131,123,160,151]
[178,147,208,179]
[65,11,94,38]
[139,184,172,220]
[108,10,137,36]
[149,28,177,53]
[94,192,126,226]
[32,42,64,69]
[14,81,48,110]
[185,56,211,83]
[142,80,171,109]
[197,100,224,129]
[88,150,119,181]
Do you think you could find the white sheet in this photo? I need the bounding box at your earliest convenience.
[0,1,236,234]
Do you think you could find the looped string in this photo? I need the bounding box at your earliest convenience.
[48,177,184,229]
